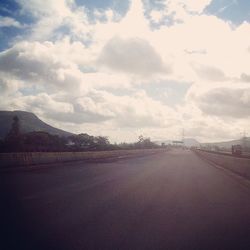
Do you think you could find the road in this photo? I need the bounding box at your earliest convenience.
[1,149,250,250]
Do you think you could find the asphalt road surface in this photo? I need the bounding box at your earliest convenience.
[1,149,250,250]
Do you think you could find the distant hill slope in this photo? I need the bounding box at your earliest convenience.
[154,138,200,147]
[202,138,250,149]
[183,138,200,147]
[0,110,73,139]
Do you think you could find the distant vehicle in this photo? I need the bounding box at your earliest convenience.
[231,144,242,156]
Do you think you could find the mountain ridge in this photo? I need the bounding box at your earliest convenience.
[154,138,200,147]
[0,110,73,139]
[201,138,250,149]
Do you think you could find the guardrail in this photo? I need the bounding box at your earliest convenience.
[194,149,250,180]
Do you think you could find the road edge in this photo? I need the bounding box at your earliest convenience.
[194,151,250,190]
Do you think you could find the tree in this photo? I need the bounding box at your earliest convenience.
[4,116,23,151]
[136,135,157,149]
[8,116,20,137]
[69,133,96,150]
[23,131,68,152]
[138,135,144,144]
[94,136,110,150]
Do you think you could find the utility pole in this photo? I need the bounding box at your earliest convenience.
[242,131,247,151]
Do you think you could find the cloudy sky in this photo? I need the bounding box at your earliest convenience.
[0,0,250,142]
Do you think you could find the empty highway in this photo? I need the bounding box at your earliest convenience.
[1,149,250,250]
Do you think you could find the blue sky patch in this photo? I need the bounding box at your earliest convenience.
[0,0,35,51]
[205,0,250,25]
[76,0,129,16]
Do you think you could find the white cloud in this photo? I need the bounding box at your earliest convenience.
[192,64,226,82]
[150,0,213,24]
[179,0,212,13]
[18,0,74,18]
[150,10,164,23]
[1,0,250,142]
[3,87,180,141]
[98,36,169,77]
[194,87,250,118]
[0,75,20,95]
[0,16,22,28]
[0,42,83,93]
[18,0,90,41]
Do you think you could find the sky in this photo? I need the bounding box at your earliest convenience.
[0,0,250,143]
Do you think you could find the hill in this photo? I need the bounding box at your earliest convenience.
[0,110,73,139]
[183,138,200,147]
[202,137,250,149]
[154,138,200,147]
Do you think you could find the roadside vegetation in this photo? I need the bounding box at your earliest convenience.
[0,116,164,152]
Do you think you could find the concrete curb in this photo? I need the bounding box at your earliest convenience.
[0,149,165,173]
